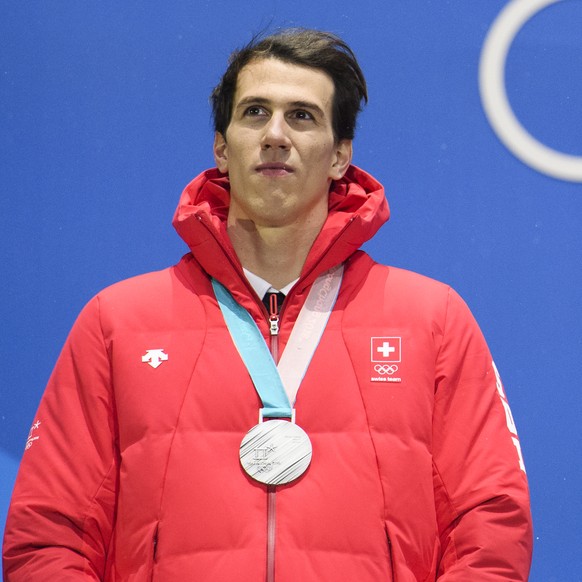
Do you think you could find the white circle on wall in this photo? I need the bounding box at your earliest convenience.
[479,0,582,182]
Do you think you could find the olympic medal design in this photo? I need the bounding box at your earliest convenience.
[240,420,312,485]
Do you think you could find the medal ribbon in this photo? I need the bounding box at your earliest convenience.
[212,264,343,419]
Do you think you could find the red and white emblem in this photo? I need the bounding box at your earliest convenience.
[370,337,402,383]
[371,337,401,363]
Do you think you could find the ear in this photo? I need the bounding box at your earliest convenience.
[213,132,229,173]
[329,139,353,180]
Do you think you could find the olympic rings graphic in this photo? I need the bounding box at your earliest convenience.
[374,364,399,375]
[479,0,582,182]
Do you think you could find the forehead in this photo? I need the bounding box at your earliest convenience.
[233,58,335,114]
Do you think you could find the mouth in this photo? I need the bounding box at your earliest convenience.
[255,163,294,177]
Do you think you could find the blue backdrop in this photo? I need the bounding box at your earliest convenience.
[1,1,581,580]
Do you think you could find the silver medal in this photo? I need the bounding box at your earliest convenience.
[240,420,312,485]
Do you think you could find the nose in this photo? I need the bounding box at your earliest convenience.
[260,113,291,150]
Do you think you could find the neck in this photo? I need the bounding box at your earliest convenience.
[227,219,324,290]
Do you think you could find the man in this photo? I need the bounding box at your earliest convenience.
[3,29,532,580]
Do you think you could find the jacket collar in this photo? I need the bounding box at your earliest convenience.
[172,165,389,305]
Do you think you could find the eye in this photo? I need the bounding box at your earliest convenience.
[291,110,314,121]
[244,105,268,117]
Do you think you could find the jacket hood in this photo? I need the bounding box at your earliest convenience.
[172,165,389,295]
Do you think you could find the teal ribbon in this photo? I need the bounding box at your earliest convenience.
[212,279,292,419]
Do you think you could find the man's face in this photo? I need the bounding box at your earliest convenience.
[213,58,352,230]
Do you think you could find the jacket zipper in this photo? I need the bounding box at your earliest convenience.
[268,292,280,362]
[266,485,277,582]
[266,292,281,582]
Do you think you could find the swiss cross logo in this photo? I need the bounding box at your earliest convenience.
[371,337,401,363]
[370,337,402,383]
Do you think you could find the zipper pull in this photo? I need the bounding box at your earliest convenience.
[269,292,280,336]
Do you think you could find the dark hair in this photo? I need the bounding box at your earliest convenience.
[211,28,368,142]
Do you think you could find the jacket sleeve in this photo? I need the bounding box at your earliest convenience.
[432,288,532,580]
[3,296,119,581]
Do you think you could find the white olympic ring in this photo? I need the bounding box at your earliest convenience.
[374,364,399,375]
[479,0,582,182]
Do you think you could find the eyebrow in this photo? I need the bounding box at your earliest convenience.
[235,96,326,118]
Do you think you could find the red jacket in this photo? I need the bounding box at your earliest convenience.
[3,166,532,581]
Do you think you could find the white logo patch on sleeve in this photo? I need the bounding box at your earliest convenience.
[25,419,41,451]
[493,361,526,473]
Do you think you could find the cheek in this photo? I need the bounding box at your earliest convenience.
[296,142,324,166]
[307,143,336,171]
[227,134,254,163]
